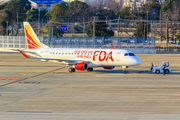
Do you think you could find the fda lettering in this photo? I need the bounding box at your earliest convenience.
[93,51,114,61]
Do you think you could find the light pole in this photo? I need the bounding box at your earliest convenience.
[105,16,108,24]
[38,8,40,36]
[147,10,148,37]
[17,12,19,36]
[160,2,162,41]
[97,0,98,10]
[118,15,120,48]
[6,21,8,36]
[93,17,95,37]
[83,17,85,39]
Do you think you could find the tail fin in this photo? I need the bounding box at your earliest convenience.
[24,22,44,49]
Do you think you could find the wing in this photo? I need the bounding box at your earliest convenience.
[11,49,42,58]
[14,49,91,65]
[33,57,91,65]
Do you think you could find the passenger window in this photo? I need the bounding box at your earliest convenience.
[62,53,64,54]
[59,52,61,54]
[72,53,73,55]
[50,52,52,54]
[56,52,58,54]
[124,53,128,56]
[69,53,70,55]
[81,53,83,55]
[53,52,55,54]
[75,53,76,55]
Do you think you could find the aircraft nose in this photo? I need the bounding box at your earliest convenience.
[135,58,142,65]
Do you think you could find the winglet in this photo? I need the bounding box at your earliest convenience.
[17,49,29,58]
[113,46,115,49]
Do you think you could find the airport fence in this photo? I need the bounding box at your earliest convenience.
[0,36,156,53]
[155,41,180,52]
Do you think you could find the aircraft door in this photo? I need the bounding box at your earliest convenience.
[116,52,120,61]
[45,51,49,59]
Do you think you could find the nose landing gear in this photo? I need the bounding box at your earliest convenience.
[122,66,128,74]
[123,70,127,74]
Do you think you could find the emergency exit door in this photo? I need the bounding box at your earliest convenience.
[116,52,120,61]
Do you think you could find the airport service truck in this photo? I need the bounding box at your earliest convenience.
[152,61,171,74]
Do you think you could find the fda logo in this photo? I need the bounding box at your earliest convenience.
[61,26,68,31]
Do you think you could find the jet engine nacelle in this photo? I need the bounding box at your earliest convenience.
[103,66,115,69]
[75,62,88,70]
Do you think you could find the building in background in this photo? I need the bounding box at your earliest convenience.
[122,0,142,10]
[63,0,86,3]
[142,0,151,4]
[29,0,67,11]
[0,0,9,4]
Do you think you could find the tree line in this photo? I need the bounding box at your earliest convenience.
[0,0,180,39]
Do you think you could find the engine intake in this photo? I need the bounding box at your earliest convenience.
[103,66,115,69]
[75,62,88,71]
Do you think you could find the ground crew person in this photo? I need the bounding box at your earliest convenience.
[151,63,153,72]
[162,63,166,75]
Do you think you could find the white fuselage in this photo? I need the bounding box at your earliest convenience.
[30,48,142,67]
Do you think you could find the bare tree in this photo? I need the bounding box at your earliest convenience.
[171,1,180,22]
[170,1,180,39]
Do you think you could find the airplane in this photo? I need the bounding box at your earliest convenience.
[16,22,142,74]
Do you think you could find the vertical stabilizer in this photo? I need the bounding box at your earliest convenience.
[23,22,43,49]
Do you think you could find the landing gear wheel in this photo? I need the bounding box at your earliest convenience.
[68,68,76,73]
[155,70,160,74]
[87,68,93,72]
[123,70,127,74]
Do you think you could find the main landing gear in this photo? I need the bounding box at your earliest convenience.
[87,67,93,72]
[68,67,93,73]
[68,68,75,73]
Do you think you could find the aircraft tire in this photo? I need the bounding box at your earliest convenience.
[68,68,75,73]
[87,68,93,72]
[72,68,76,72]
[123,71,127,74]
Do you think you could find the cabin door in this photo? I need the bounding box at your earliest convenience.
[116,52,120,61]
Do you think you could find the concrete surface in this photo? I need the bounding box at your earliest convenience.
[0,54,180,120]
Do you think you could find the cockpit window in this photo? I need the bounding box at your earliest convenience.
[124,53,128,56]
[129,53,135,56]
[124,53,135,56]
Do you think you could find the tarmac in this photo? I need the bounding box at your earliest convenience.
[0,54,180,120]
